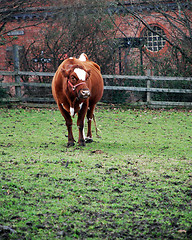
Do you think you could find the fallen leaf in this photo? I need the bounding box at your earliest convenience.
[178,230,186,233]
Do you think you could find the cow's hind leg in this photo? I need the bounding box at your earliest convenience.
[58,103,75,147]
[86,104,96,143]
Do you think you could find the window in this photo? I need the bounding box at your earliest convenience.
[143,26,166,52]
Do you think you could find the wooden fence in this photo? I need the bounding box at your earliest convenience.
[1,69,192,107]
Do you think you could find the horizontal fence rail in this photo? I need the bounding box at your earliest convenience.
[104,86,192,94]
[1,70,192,81]
[0,70,192,107]
[103,74,192,81]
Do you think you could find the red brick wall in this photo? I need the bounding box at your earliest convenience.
[0,20,48,71]
[0,2,191,76]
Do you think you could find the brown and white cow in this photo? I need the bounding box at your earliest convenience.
[52,53,104,147]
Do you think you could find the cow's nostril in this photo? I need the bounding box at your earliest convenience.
[82,90,90,96]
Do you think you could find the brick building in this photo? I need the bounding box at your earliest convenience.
[0,0,191,76]
[0,2,55,71]
[112,1,191,75]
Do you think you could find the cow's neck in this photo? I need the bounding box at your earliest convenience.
[66,87,76,101]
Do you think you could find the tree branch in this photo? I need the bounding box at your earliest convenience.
[116,1,192,64]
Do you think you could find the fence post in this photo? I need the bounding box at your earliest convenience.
[147,69,151,104]
[13,45,21,99]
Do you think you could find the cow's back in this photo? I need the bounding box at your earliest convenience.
[52,59,69,105]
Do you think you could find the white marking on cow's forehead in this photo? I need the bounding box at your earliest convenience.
[74,68,86,81]
[69,57,73,59]
[79,53,86,62]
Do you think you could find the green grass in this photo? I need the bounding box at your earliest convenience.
[0,106,192,239]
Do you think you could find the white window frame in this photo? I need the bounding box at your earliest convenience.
[143,26,166,52]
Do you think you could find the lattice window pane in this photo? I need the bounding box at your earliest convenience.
[143,26,166,52]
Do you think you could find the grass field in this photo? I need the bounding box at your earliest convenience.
[0,105,192,239]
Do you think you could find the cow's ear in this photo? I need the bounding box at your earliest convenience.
[61,67,71,78]
[79,53,88,61]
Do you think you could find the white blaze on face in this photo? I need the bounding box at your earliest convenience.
[74,68,86,81]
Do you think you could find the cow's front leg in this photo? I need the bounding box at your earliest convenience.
[86,104,96,143]
[58,103,75,147]
[77,102,87,146]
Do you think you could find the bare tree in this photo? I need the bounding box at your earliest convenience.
[0,0,51,44]
[112,0,192,76]
[21,0,116,75]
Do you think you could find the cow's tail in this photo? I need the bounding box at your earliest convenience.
[93,114,101,138]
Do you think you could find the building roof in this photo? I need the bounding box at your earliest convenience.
[1,1,191,22]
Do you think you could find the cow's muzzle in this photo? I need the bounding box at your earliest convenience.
[78,89,90,99]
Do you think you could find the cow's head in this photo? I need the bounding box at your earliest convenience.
[61,64,91,99]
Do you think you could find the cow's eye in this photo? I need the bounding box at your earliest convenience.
[71,76,76,81]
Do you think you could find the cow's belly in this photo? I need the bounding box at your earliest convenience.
[90,84,103,104]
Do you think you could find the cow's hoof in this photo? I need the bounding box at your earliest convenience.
[78,139,86,146]
[85,137,93,143]
[67,142,75,147]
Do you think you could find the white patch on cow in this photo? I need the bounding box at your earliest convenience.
[83,127,85,140]
[69,57,73,59]
[79,53,87,62]
[83,119,85,140]
[79,103,83,110]
[85,136,93,141]
[70,107,75,117]
[61,103,66,111]
[74,68,86,81]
